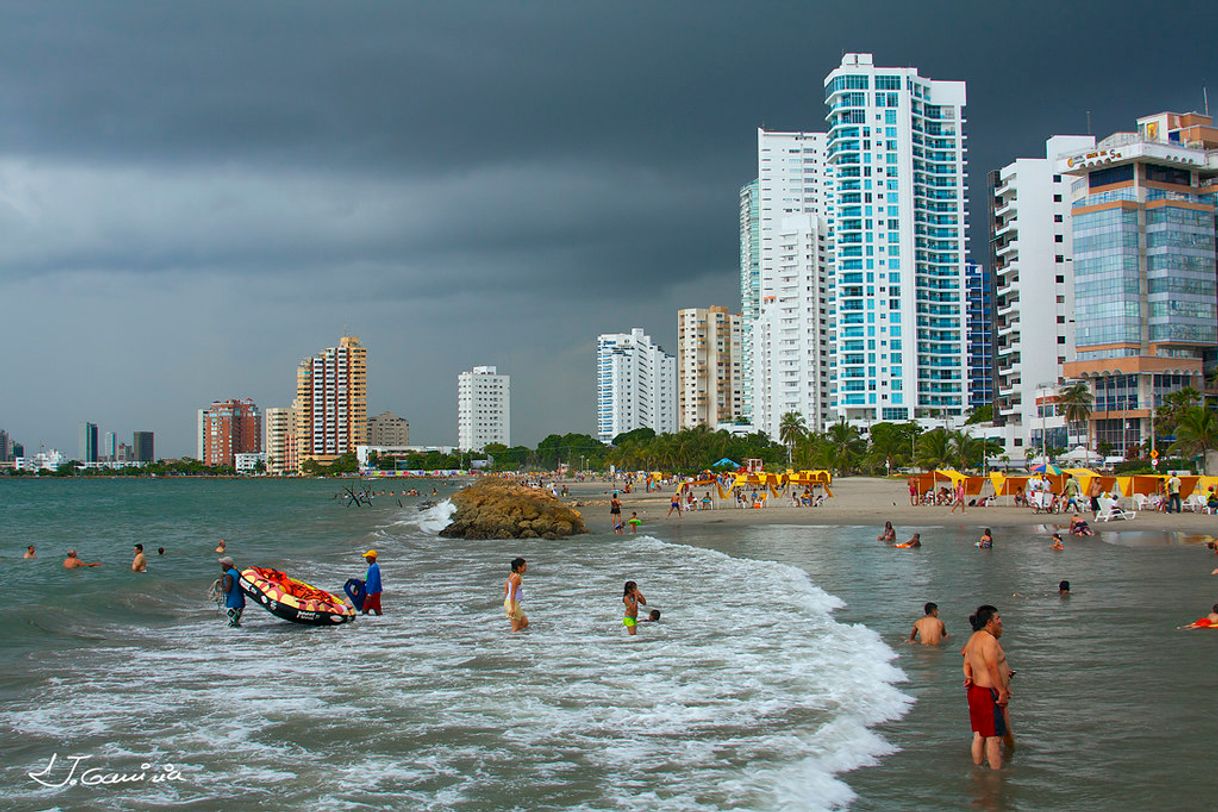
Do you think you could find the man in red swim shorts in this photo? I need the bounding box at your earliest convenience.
[961,605,1013,769]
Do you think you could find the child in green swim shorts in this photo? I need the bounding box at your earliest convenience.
[623,580,647,635]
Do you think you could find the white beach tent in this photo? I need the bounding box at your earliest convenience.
[1060,446,1103,465]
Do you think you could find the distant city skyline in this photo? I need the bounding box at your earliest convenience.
[1,3,1214,455]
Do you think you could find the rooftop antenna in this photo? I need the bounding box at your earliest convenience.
[1085,110,1092,135]
[1204,87,1210,117]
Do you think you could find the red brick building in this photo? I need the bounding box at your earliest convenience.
[200,398,262,468]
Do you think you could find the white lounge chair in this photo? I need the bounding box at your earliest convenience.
[1096,497,1135,522]
[1182,494,1207,513]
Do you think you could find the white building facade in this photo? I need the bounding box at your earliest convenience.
[739,179,760,423]
[596,328,677,443]
[990,135,1095,454]
[823,53,970,424]
[457,365,511,452]
[750,129,833,438]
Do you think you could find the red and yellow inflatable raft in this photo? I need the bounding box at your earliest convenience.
[240,566,356,626]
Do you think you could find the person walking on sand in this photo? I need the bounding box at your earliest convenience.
[667,491,682,518]
[218,556,245,627]
[950,480,966,514]
[63,550,101,569]
[361,550,383,615]
[908,477,919,506]
[23,545,36,559]
[131,544,147,573]
[504,558,528,632]
[877,521,897,543]
[622,580,647,636]
[962,605,1013,769]
[910,602,947,645]
[1088,477,1104,513]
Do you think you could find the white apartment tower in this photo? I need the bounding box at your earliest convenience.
[596,329,677,443]
[823,53,970,424]
[457,365,511,451]
[751,129,833,438]
[677,306,744,428]
[739,179,760,422]
[990,135,1096,453]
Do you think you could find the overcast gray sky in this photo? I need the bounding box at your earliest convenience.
[2,1,1215,456]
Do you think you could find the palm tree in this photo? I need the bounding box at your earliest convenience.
[778,412,807,465]
[1168,406,1218,474]
[1156,387,1201,438]
[825,419,865,475]
[916,428,954,471]
[867,422,908,475]
[1057,381,1095,448]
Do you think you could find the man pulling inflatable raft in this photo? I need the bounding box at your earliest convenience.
[240,566,356,626]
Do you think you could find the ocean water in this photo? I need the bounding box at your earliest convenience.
[1,480,908,811]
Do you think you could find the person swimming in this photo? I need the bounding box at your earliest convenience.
[895,533,921,548]
[1051,533,1065,551]
[877,521,896,543]
[1059,580,1071,598]
[976,529,994,549]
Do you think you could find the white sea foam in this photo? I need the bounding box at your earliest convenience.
[2,529,910,811]
[414,498,456,534]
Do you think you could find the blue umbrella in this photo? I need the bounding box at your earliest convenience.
[712,458,739,469]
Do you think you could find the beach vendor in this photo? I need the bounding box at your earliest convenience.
[218,556,245,627]
[362,550,383,615]
[622,580,647,636]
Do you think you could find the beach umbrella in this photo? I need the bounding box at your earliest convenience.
[1032,463,1062,475]
[712,458,739,469]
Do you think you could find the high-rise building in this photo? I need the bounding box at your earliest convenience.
[0,429,10,462]
[11,442,23,459]
[133,431,155,463]
[965,261,995,413]
[750,129,833,438]
[457,366,510,451]
[596,328,677,443]
[79,422,98,463]
[200,398,262,468]
[264,407,298,476]
[677,306,743,429]
[367,411,411,446]
[1058,112,1218,455]
[739,179,760,422]
[824,53,969,424]
[293,335,368,470]
[116,442,133,462]
[989,135,1095,452]
[102,431,117,462]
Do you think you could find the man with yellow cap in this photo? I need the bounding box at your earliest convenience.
[362,550,383,615]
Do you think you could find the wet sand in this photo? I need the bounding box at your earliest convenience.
[565,476,1218,533]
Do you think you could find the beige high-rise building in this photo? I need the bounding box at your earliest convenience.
[293,335,367,470]
[264,406,297,476]
[367,411,410,446]
[677,306,744,429]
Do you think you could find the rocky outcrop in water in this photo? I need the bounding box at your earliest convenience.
[439,478,587,539]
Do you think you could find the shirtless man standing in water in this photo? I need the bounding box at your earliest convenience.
[961,605,1013,769]
[909,602,947,644]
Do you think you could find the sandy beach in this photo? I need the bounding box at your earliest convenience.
[566,476,1218,534]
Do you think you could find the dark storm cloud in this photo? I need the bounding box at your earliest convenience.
[1,1,1215,454]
